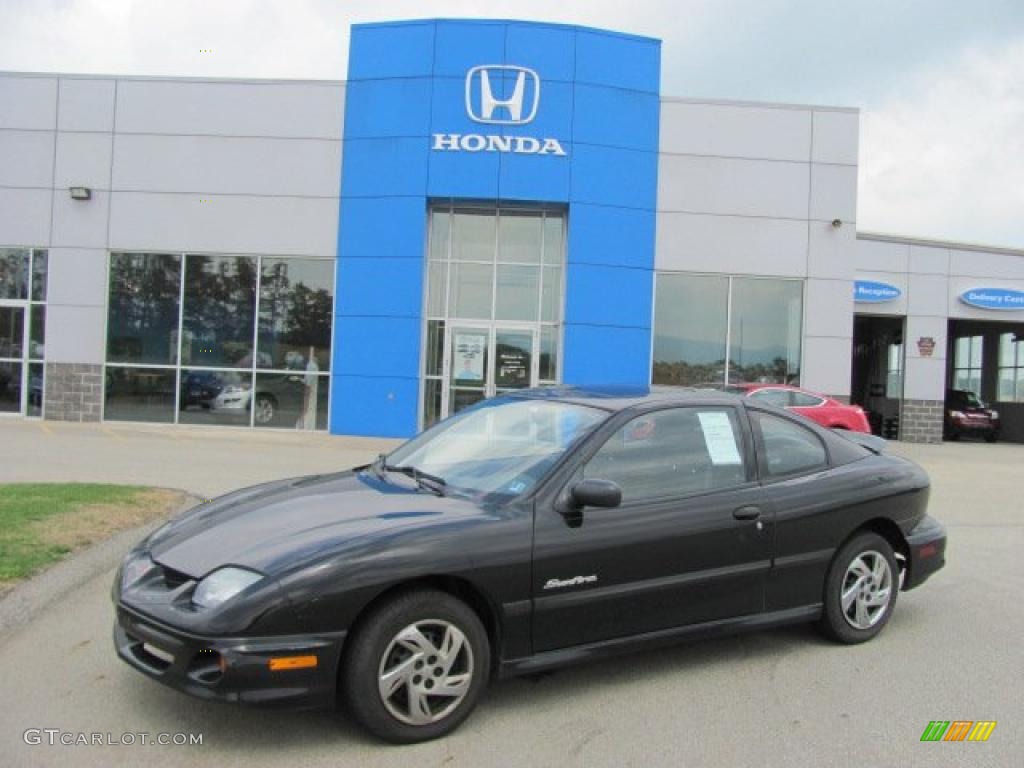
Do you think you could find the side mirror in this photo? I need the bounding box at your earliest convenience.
[571,478,622,509]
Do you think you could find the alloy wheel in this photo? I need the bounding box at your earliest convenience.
[377,620,474,726]
[840,550,893,630]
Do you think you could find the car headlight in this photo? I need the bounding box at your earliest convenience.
[192,567,263,609]
[120,552,157,592]
[989,410,999,420]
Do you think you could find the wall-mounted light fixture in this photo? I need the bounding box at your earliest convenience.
[831,218,843,228]
[69,186,92,201]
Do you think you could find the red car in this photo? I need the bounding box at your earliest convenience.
[720,383,872,433]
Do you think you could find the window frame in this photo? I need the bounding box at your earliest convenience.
[567,403,759,509]
[748,407,832,483]
[997,332,1023,403]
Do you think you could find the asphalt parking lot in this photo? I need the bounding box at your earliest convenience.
[0,420,1020,767]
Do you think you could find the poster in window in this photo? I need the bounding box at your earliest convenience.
[454,333,486,383]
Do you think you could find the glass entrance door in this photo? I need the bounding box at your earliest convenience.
[442,325,539,418]
[0,304,28,415]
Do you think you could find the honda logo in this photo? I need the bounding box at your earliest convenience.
[465,65,540,125]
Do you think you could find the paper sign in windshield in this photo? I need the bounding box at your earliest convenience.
[698,412,743,465]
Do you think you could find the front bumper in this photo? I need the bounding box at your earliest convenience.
[114,604,346,710]
[903,515,947,591]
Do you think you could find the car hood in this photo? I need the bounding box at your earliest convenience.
[147,470,488,578]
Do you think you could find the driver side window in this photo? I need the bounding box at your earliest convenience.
[583,408,747,505]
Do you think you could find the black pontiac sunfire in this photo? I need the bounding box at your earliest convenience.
[113,387,946,743]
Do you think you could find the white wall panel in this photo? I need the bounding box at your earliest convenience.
[949,248,1024,280]
[111,134,341,197]
[805,278,854,339]
[108,191,338,256]
[811,110,859,165]
[54,132,112,190]
[0,76,57,130]
[0,130,55,188]
[808,220,855,280]
[46,248,108,307]
[657,154,809,219]
[58,78,116,132]
[801,335,853,397]
[115,80,345,139]
[51,190,110,249]
[0,188,52,245]
[908,244,950,275]
[655,211,808,276]
[809,163,857,223]
[659,101,811,161]
[44,304,106,364]
[854,238,907,273]
[907,273,949,317]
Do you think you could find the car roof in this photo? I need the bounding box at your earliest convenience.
[506,385,745,412]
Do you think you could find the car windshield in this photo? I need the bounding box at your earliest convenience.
[384,397,607,499]
[952,390,983,408]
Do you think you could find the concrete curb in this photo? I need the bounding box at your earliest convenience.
[0,492,201,643]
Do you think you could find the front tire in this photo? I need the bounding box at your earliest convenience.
[340,590,490,743]
[819,532,898,644]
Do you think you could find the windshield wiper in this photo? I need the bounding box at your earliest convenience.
[375,454,446,496]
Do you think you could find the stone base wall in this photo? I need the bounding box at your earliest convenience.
[900,399,944,443]
[44,363,102,422]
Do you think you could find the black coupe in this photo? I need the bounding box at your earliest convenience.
[113,387,946,743]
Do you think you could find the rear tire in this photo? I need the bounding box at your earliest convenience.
[819,532,898,644]
[340,589,490,743]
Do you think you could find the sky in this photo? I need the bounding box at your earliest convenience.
[2,0,1023,249]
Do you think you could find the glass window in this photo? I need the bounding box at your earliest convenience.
[584,407,747,503]
[103,366,176,423]
[106,252,333,431]
[539,326,558,381]
[952,335,983,395]
[495,264,539,321]
[543,214,564,265]
[653,274,803,387]
[790,391,824,407]
[997,332,1023,403]
[451,211,495,262]
[0,248,30,300]
[31,249,48,301]
[652,274,728,386]
[28,362,43,417]
[0,361,22,413]
[498,212,543,264]
[178,368,253,426]
[107,253,182,365]
[753,411,828,479]
[729,278,802,385]
[425,320,444,377]
[886,342,903,399]
[181,255,257,368]
[0,306,24,359]
[388,398,606,498]
[449,262,493,319]
[749,388,791,407]
[540,266,561,323]
[427,261,447,317]
[28,305,45,360]
[253,372,329,430]
[257,257,333,371]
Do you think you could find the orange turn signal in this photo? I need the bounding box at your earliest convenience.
[268,655,318,672]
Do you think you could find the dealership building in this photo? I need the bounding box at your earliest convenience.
[1,18,1023,442]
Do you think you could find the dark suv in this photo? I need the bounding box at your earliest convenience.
[944,389,999,442]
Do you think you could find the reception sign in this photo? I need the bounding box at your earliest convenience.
[854,280,902,303]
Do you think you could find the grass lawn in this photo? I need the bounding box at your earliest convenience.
[0,484,186,591]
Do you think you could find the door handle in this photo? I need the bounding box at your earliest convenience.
[732,506,762,521]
